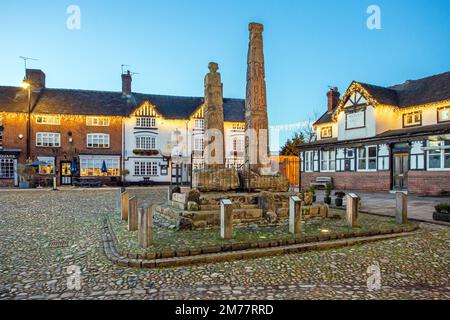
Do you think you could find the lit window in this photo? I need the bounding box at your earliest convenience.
[36,132,61,147]
[357,146,377,171]
[194,119,204,130]
[136,136,156,150]
[320,126,332,138]
[232,123,245,131]
[427,140,450,170]
[37,156,55,175]
[136,117,156,128]
[438,106,450,123]
[134,161,158,176]
[87,134,110,148]
[0,158,14,178]
[86,117,110,126]
[403,111,422,127]
[0,130,3,147]
[80,158,120,177]
[320,150,336,172]
[35,115,60,125]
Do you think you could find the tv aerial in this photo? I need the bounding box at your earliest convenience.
[19,56,39,70]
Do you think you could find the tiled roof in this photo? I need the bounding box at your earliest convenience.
[314,70,450,126]
[0,86,245,122]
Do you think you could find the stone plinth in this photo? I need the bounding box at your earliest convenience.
[395,192,408,224]
[220,199,233,239]
[172,192,188,210]
[192,168,240,192]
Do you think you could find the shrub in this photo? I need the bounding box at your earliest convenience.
[435,203,450,214]
[325,184,333,197]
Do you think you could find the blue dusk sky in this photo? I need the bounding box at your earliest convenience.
[1,0,449,138]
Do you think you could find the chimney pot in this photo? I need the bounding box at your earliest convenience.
[26,69,46,91]
[326,87,340,113]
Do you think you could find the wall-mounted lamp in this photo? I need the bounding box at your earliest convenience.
[68,137,73,143]
[18,134,24,140]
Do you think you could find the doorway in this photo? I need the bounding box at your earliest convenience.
[60,161,72,185]
[393,153,409,190]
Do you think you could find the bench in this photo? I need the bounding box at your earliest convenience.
[139,177,154,186]
[73,178,102,188]
[310,177,333,189]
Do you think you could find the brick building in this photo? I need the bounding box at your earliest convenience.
[299,71,450,196]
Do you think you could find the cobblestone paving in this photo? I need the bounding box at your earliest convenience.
[0,188,449,300]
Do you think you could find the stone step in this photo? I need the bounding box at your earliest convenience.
[200,204,260,211]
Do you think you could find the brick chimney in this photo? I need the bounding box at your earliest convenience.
[326,87,340,112]
[26,69,46,91]
[122,70,132,96]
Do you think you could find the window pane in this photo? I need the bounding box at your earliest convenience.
[368,146,377,157]
[429,154,441,169]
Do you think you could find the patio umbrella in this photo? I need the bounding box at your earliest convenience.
[101,160,108,173]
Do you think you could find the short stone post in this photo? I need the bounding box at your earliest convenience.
[128,196,138,231]
[289,196,302,237]
[117,187,125,213]
[346,193,359,227]
[220,199,233,240]
[138,207,153,248]
[395,191,408,224]
[121,191,129,221]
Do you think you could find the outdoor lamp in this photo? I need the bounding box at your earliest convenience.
[20,80,30,89]
[18,134,24,140]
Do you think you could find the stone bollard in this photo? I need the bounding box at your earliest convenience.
[128,196,138,231]
[346,193,359,227]
[117,187,125,213]
[395,191,408,224]
[289,196,302,237]
[220,199,233,240]
[121,191,129,221]
[138,207,153,248]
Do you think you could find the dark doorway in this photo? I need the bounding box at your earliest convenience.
[393,153,409,190]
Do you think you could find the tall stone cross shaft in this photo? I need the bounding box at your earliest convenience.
[204,62,225,169]
[245,22,270,173]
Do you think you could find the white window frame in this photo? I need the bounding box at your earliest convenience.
[304,151,313,172]
[136,117,156,128]
[232,137,244,152]
[134,161,158,176]
[426,140,450,171]
[79,156,120,177]
[37,156,55,175]
[320,150,336,172]
[87,133,110,148]
[438,106,450,123]
[35,115,60,125]
[135,136,157,150]
[0,158,14,178]
[357,145,377,172]
[86,117,110,126]
[403,111,422,127]
[194,137,204,151]
[36,132,61,147]
[194,119,204,130]
[320,126,332,139]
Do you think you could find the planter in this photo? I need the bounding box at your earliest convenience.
[335,197,343,207]
[324,196,331,205]
[19,181,30,189]
[433,211,450,222]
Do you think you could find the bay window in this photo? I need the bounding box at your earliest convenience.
[194,137,204,151]
[134,161,158,176]
[80,157,120,176]
[136,136,156,150]
[320,149,335,172]
[357,146,377,171]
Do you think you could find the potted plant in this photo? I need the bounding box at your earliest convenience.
[18,165,36,189]
[334,191,346,207]
[433,203,450,222]
[324,184,332,205]
[309,186,316,203]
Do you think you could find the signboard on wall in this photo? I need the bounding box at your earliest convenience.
[346,111,365,129]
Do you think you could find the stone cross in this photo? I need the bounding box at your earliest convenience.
[138,207,153,248]
[289,196,302,237]
[204,62,225,169]
[346,193,359,227]
[121,191,129,221]
[220,199,233,240]
[395,191,408,224]
[128,196,138,231]
[245,22,270,173]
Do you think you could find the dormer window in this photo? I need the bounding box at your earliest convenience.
[403,111,422,127]
[438,106,450,123]
[86,117,110,126]
[320,126,332,139]
[136,117,156,128]
[36,115,60,125]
